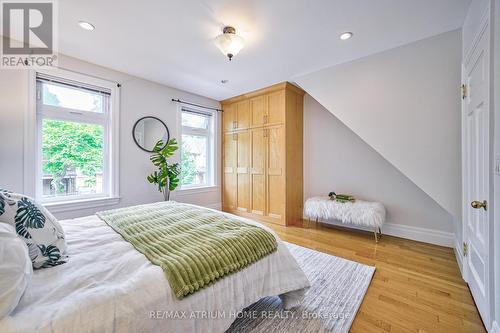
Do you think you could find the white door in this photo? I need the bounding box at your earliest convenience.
[462,15,491,328]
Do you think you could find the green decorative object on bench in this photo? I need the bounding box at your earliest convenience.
[328,191,355,203]
[147,139,180,201]
[97,201,278,299]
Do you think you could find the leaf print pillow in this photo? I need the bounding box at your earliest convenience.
[0,190,67,269]
[0,193,5,217]
[0,190,15,224]
[15,197,46,239]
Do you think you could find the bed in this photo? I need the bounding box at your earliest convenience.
[0,204,310,333]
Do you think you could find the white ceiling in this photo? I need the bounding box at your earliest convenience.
[59,0,471,101]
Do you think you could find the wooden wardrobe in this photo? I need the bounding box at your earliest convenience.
[221,82,304,226]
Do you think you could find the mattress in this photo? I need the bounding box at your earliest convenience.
[0,206,310,333]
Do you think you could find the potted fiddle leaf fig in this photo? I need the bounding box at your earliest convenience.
[147,139,181,201]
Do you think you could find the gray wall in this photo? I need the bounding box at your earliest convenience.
[303,95,454,233]
[296,30,462,219]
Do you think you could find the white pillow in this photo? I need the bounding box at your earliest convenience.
[0,223,33,319]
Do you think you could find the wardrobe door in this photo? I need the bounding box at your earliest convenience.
[250,128,266,216]
[250,95,266,127]
[267,90,285,125]
[236,131,250,212]
[267,126,286,225]
[222,133,237,210]
[223,104,236,132]
[236,100,250,130]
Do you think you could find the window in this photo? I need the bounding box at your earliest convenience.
[180,108,215,188]
[35,70,119,204]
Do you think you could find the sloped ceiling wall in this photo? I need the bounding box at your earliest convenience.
[294,29,462,217]
[304,94,454,232]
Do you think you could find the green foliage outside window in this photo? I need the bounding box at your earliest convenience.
[181,140,198,185]
[42,119,103,193]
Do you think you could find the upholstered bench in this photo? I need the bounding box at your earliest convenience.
[304,196,386,242]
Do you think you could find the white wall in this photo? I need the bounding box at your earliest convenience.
[304,95,454,243]
[0,55,221,219]
[295,30,463,220]
[0,70,26,193]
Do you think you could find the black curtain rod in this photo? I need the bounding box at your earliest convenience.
[172,98,223,112]
[37,77,112,96]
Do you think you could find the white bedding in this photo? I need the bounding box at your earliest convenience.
[0,207,310,333]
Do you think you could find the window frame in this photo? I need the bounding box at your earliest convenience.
[178,106,217,190]
[26,68,120,210]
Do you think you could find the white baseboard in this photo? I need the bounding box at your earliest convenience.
[491,321,500,333]
[307,217,455,247]
[383,223,454,247]
[204,202,222,210]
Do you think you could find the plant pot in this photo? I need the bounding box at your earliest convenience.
[163,178,171,201]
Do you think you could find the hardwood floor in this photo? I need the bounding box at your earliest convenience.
[260,220,486,333]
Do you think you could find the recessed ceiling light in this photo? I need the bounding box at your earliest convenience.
[78,21,95,31]
[339,32,353,40]
[221,79,229,84]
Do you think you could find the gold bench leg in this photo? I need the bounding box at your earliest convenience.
[374,227,382,243]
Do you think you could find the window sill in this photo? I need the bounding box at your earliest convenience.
[43,196,121,213]
[174,185,219,196]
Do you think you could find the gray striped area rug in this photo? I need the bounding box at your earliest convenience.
[226,242,375,333]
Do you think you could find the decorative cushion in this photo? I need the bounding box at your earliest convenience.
[0,190,68,269]
[0,223,33,319]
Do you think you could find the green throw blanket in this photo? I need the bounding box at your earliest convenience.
[97,201,278,299]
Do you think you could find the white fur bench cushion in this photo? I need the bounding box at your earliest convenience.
[304,196,386,228]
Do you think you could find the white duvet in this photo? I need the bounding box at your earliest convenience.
[0,207,310,333]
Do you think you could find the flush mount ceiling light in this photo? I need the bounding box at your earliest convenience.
[214,26,244,61]
[78,21,95,31]
[339,32,353,40]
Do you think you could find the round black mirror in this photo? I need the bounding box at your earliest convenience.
[132,116,170,153]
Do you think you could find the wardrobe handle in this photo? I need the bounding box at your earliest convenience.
[233,133,237,141]
[263,115,268,124]
[233,120,237,129]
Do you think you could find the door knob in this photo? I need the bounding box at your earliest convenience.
[471,200,487,211]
